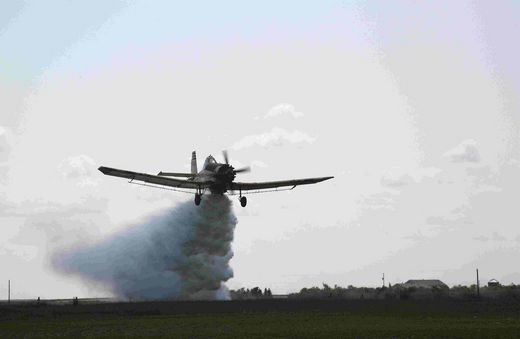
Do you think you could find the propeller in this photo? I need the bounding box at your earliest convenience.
[222,150,250,174]
[221,150,250,196]
[222,150,229,165]
[233,166,250,174]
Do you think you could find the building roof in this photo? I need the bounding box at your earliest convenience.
[403,279,448,289]
[488,279,500,286]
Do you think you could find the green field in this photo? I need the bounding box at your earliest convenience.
[1,299,519,338]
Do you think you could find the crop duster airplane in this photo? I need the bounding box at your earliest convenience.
[98,151,333,207]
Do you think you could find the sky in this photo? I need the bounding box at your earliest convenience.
[1,0,519,299]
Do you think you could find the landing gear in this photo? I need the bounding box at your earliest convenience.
[239,195,247,207]
[194,193,201,206]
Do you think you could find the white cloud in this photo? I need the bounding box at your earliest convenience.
[473,232,507,242]
[232,127,316,150]
[443,139,480,163]
[381,166,441,188]
[475,184,502,194]
[508,159,520,166]
[0,126,12,163]
[58,155,99,186]
[264,103,303,119]
[381,173,414,188]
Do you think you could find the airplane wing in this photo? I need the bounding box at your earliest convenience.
[230,176,333,191]
[98,166,209,190]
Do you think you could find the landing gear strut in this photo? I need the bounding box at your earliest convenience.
[239,195,247,207]
[194,193,201,206]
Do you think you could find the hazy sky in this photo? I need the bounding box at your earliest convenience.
[1,0,519,298]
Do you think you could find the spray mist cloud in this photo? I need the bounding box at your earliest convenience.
[53,195,237,300]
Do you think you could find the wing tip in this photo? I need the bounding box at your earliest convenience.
[98,166,110,175]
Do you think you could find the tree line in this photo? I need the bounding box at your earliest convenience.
[231,283,520,301]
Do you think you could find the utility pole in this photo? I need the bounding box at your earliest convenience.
[476,269,480,298]
[382,273,385,288]
[8,280,10,304]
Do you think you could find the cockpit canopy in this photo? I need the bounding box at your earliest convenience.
[203,155,217,169]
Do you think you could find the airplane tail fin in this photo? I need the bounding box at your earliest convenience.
[191,151,198,174]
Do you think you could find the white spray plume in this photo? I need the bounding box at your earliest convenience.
[53,195,237,300]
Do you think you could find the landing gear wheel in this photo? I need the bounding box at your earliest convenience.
[194,194,201,206]
[240,196,247,207]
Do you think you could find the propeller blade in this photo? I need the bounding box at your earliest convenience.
[233,166,251,174]
[223,150,229,165]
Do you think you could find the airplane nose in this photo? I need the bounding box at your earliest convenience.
[217,164,229,174]
[217,164,236,181]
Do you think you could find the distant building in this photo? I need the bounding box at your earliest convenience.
[488,279,500,287]
[402,279,448,289]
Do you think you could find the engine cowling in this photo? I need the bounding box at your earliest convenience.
[216,164,236,182]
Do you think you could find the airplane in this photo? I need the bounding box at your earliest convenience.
[98,151,333,207]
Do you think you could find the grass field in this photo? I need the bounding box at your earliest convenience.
[1,299,519,338]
